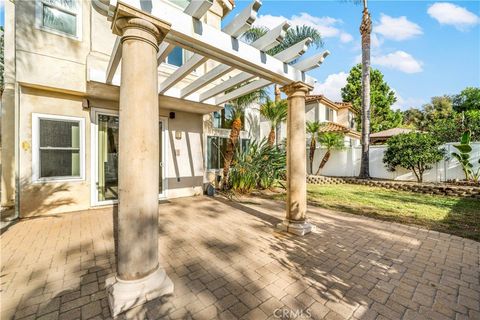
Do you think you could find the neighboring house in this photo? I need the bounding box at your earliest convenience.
[260,94,360,146]
[0,0,236,215]
[370,127,414,144]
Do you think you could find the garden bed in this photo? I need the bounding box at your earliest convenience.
[306,175,480,199]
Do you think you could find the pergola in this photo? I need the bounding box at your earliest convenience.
[92,0,330,316]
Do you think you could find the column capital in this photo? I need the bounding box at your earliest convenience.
[280,81,313,98]
[111,2,171,48]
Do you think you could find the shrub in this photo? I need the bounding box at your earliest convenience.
[229,139,286,193]
[383,133,445,182]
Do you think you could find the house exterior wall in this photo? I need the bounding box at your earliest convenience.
[1,0,231,216]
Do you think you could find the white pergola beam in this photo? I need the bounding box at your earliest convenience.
[157,43,175,64]
[199,73,255,102]
[183,0,213,19]
[106,36,121,84]
[161,0,265,96]
[293,50,331,72]
[180,64,231,98]
[159,54,207,94]
[215,79,270,105]
[180,21,290,98]
[215,44,329,105]
[200,38,312,102]
[222,0,262,38]
[250,21,290,52]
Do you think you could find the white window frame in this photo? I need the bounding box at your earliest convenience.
[35,0,82,40]
[32,113,86,183]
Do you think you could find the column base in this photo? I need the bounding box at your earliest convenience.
[277,219,315,236]
[106,266,174,317]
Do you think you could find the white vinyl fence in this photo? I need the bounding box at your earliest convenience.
[308,142,480,183]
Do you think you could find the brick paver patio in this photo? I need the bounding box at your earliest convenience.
[1,196,479,319]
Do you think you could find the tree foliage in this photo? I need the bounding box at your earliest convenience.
[315,132,345,175]
[402,93,480,143]
[306,121,322,174]
[341,64,402,132]
[383,133,445,182]
[452,87,480,112]
[260,99,287,146]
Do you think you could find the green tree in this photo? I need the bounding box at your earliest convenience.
[306,121,322,174]
[341,64,401,133]
[315,132,345,175]
[423,96,453,124]
[403,107,425,129]
[260,99,287,146]
[452,87,480,112]
[383,133,445,182]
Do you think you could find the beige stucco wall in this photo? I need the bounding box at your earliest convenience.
[4,0,233,216]
[17,87,206,217]
[18,87,92,217]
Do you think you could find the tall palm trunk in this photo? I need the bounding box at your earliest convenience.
[274,84,281,145]
[359,1,371,179]
[268,126,276,146]
[222,117,242,188]
[315,149,331,175]
[309,138,316,174]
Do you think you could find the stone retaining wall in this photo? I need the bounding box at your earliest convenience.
[307,175,480,199]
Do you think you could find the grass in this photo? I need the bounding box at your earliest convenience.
[272,183,480,241]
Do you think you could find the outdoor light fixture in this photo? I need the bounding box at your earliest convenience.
[175,131,182,140]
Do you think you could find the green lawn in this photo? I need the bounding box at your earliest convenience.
[274,184,480,241]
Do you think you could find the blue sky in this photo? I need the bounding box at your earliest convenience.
[0,1,478,110]
[226,0,480,110]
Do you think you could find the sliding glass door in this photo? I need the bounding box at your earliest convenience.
[93,110,167,205]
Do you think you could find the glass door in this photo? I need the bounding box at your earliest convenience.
[94,112,167,204]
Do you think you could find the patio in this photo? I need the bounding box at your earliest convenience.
[1,196,479,320]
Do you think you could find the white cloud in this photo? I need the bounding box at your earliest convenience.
[373,14,423,41]
[392,91,427,111]
[312,72,348,102]
[254,12,353,43]
[373,51,423,74]
[427,2,479,30]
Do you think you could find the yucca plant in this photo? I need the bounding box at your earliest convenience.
[451,130,474,181]
[229,139,286,193]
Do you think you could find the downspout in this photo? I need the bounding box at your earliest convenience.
[13,0,20,220]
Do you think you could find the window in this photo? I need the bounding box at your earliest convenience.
[36,0,81,38]
[32,114,85,181]
[325,107,334,122]
[207,136,227,170]
[166,47,184,67]
[206,136,250,170]
[348,111,355,129]
[212,105,245,130]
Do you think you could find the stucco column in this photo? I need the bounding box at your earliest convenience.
[105,5,173,317]
[277,82,315,236]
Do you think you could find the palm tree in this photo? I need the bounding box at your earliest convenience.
[244,26,323,102]
[306,121,322,174]
[260,99,288,146]
[358,0,372,178]
[315,132,345,175]
[222,87,268,188]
